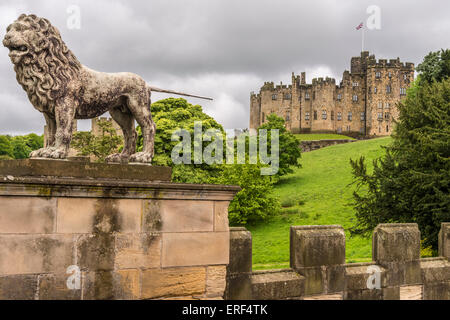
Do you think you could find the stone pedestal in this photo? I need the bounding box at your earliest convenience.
[0,159,240,300]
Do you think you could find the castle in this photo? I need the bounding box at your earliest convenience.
[250,52,415,136]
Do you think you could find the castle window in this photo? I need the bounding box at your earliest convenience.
[305,112,310,121]
[386,125,389,132]
[314,111,318,120]
[284,93,292,100]
[313,92,316,100]
[337,127,342,133]
[305,93,310,100]
[374,87,378,93]
[262,112,265,123]
[348,112,353,121]
[378,102,383,109]
[353,82,359,87]
[388,72,392,78]
[385,102,390,109]
[400,88,407,95]
[352,95,358,102]
[376,71,381,79]
[331,111,335,121]
[360,112,365,121]
[337,112,342,121]
[386,85,391,93]
[337,94,342,101]
[286,112,290,121]
[403,74,408,80]
[272,94,277,100]
[322,110,327,120]
[385,112,390,120]
[378,112,383,120]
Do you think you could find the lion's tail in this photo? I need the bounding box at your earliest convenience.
[148,85,213,101]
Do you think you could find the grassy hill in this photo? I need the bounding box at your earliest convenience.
[247,136,392,270]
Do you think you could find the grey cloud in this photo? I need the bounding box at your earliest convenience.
[0,0,449,133]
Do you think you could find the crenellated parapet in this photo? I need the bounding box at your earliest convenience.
[227,223,450,300]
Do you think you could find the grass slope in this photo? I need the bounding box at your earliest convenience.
[248,137,392,270]
[295,133,356,141]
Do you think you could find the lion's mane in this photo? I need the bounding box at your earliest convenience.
[12,14,82,108]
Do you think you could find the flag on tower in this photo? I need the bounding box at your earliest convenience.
[356,22,364,30]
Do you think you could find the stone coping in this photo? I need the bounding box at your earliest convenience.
[0,159,172,182]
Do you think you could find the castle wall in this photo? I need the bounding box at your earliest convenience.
[250,52,415,136]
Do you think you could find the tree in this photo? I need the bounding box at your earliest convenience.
[11,136,32,159]
[137,98,282,225]
[71,119,123,162]
[258,114,301,177]
[350,50,450,251]
[416,49,450,84]
[0,136,13,159]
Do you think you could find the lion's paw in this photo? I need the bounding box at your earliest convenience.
[129,152,153,164]
[105,153,129,163]
[30,147,67,159]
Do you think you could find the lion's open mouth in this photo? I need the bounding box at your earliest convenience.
[8,45,27,52]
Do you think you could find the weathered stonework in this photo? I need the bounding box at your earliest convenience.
[228,223,450,300]
[0,159,239,300]
[250,52,414,136]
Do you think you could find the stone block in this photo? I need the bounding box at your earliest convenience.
[225,273,252,300]
[141,267,206,299]
[423,281,450,300]
[296,266,324,295]
[206,266,227,298]
[0,159,172,182]
[373,223,420,263]
[114,233,161,270]
[39,274,81,300]
[344,288,383,300]
[400,285,423,300]
[0,197,56,234]
[327,265,346,293]
[345,264,387,290]
[0,234,74,275]
[57,198,141,234]
[251,270,305,300]
[420,258,450,283]
[214,201,230,232]
[382,286,400,300]
[0,274,38,300]
[77,234,116,271]
[382,261,422,286]
[82,270,140,300]
[228,228,252,274]
[162,232,229,267]
[439,223,450,260]
[159,200,214,232]
[290,225,345,269]
[303,293,343,300]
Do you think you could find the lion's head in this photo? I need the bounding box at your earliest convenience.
[3,14,82,108]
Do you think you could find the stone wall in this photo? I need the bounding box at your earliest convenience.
[299,139,355,152]
[0,159,240,300]
[226,223,450,300]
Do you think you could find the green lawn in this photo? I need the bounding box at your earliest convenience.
[247,137,392,270]
[294,133,356,141]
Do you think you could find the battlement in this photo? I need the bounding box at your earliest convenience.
[227,223,450,300]
[312,77,336,86]
[351,51,415,73]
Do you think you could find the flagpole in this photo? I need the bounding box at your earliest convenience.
[362,27,365,52]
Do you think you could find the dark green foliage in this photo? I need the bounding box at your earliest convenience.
[71,119,123,162]
[416,49,450,84]
[350,50,450,250]
[0,133,44,159]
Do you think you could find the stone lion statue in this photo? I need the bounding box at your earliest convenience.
[3,14,211,163]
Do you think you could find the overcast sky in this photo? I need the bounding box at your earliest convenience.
[0,0,449,134]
